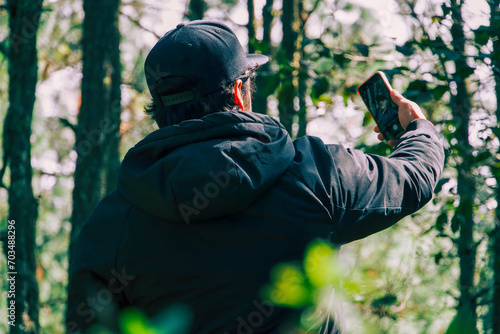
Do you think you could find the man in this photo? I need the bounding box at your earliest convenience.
[66,20,444,333]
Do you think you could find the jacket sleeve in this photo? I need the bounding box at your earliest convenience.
[66,192,131,333]
[293,119,444,245]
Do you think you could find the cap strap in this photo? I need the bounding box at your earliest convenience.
[160,91,195,106]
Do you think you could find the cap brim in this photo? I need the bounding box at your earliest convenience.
[246,54,269,68]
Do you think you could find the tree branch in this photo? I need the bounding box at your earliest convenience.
[58,118,77,133]
[120,10,161,39]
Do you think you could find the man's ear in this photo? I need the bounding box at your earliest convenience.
[234,79,244,111]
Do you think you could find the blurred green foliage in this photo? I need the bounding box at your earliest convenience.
[0,0,499,333]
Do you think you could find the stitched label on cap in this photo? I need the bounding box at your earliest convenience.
[161,91,195,106]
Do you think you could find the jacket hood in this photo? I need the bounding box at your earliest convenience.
[117,111,295,223]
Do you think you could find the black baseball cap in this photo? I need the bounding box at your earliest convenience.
[144,20,269,107]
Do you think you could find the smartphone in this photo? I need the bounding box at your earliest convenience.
[357,71,405,141]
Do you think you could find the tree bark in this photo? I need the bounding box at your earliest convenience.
[253,0,274,115]
[490,0,500,331]
[297,59,307,138]
[278,0,299,135]
[262,0,274,52]
[103,6,122,196]
[296,0,308,138]
[247,0,256,54]
[449,2,478,331]
[0,0,43,333]
[69,0,122,263]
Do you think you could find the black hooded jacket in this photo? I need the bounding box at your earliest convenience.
[66,111,444,333]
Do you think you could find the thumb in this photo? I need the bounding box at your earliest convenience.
[390,89,406,107]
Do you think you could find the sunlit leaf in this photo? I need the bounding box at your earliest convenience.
[304,241,339,288]
[263,264,311,308]
[119,308,158,334]
[313,57,334,74]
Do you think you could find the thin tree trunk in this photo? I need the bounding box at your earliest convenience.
[253,0,274,115]
[69,0,122,262]
[449,2,478,331]
[103,5,122,196]
[0,0,43,333]
[262,0,273,51]
[296,0,307,138]
[491,0,500,331]
[297,60,307,138]
[247,0,256,53]
[278,0,299,135]
[185,0,207,20]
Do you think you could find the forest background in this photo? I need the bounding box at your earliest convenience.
[0,0,500,333]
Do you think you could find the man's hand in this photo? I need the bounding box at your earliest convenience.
[374,89,427,147]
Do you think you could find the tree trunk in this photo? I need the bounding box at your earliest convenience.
[296,0,308,138]
[262,0,273,52]
[69,0,122,262]
[297,59,307,138]
[247,0,256,54]
[278,0,299,135]
[449,2,478,332]
[491,0,500,332]
[102,6,122,196]
[0,0,43,333]
[185,0,207,21]
[253,0,274,115]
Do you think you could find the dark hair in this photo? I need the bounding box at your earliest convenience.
[145,68,256,127]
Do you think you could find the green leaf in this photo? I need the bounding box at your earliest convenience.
[396,42,415,56]
[407,80,428,92]
[384,66,410,78]
[456,65,474,79]
[435,212,448,232]
[432,16,443,23]
[333,53,350,68]
[354,43,369,57]
[311,76,330,102]
[371,294,397,308]
[441,3,451,17]
[434,178,450,194]
[263,263,311,308]
[474,25,490,46]
[313,57,334,74]
[491,127,500,138]
[433,85,449,100]
[434,252,444,264]
[303,241,340,288]
[472,150,492,164]
[119,308,158,334]
[450,215,461,234]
